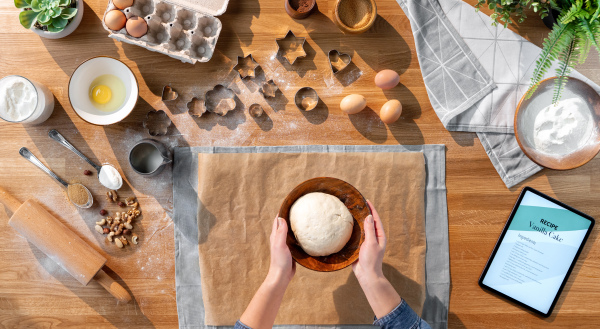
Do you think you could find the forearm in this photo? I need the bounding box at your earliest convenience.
[357,274,402,319]
[239,271,289,329]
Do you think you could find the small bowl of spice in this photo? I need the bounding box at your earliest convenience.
[333,0,377,34]
[67,183,94,208]
[285,0,316,19]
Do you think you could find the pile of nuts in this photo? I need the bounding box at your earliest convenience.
[94,190,141,248]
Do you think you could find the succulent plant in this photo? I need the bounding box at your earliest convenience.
[15,0,78,33]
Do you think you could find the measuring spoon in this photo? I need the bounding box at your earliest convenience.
[48,129,123,190]
[19,147,93,209]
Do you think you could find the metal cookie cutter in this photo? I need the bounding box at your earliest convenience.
[233,54,260,79]
[144,110,172,136]
[260,80,279,98]
[328,49,352,74]
[186,97,206,117]
[161,85,179,101]
[205,84,236,116]
[276,30,307,65]
[294,87,319,111]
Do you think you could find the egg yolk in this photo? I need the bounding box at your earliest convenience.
[91,85,112,104]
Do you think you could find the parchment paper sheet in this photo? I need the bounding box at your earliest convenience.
[197,152,426,325]
[173,145,449,329]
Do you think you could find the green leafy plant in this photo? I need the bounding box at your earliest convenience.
[476,0,552,27]
[478,0,600,103]
[15,0,78,33]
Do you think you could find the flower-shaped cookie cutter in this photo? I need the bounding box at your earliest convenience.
[205,84,237,116]
[186,97,206,117]
[144,110,172,136]
[233,54,260,79]
[276,30,307,65]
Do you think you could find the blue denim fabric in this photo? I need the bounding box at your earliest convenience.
[234,299,430,329]
[234,320,252,329]
[374,299,431,329]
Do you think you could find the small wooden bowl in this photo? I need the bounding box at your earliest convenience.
[515,77,600,170]
[279,177,370,272]
[284,0,316,19]
[333,0,377,34]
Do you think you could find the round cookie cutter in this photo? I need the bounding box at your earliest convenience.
[279,177,370,272]
[294,87,319,111]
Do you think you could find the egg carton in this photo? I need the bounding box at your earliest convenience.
[102,0,228,64]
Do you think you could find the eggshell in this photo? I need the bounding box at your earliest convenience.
[375,70,400,90]
[340,94,367,114]
[126,16,148,38]
[105,10,127,31]
[379,99,402,124]
[113,0,133,10]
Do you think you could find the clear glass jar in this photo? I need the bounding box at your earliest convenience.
[0,75,55,125]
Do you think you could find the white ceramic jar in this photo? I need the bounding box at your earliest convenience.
[30,0,84,39]
[0,75,55,125]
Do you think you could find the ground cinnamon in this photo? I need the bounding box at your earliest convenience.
[68,183,89,206]
[338,0,372,28]
[291,0,313,13]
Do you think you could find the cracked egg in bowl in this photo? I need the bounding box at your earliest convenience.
[69,57,138,125]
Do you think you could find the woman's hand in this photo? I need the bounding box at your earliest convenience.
[352,200,387,283]
[239,216,296,329]
[267,216,296,285]
[352,201,401,319]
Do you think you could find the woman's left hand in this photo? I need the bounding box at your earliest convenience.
[268,216,296,285]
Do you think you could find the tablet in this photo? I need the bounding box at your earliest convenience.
[479,186,594,317]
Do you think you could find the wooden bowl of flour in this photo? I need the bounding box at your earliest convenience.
[515,77,600,170]
[279,177,370,272]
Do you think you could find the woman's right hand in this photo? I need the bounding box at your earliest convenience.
[352,200,387,283]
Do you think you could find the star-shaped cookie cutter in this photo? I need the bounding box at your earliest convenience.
[276,30,307,65]
[260,80,279,98]
[233,54,260,79]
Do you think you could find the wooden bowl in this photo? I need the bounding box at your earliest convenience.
[333,0,377,34]
[284,0,316,19]
[279,177,370,272]
[515,77,600,170]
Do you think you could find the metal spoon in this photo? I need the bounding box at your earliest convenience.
[19,147,93,209]
[48,129,123,190]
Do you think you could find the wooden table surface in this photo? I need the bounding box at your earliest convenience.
[1,0,599,328]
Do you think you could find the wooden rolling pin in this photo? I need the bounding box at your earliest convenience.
[0,188,131,303]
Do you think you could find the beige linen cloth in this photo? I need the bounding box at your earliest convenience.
[195,151,427,325]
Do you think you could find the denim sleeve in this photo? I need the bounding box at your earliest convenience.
[373,299,431,329]
[233,300,430,329]
[234,320,252,329]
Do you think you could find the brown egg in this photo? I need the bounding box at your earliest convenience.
[112,0,133,10]
[340,94,367,114]
[379,99,402,124]
[126,16,148,38]
[104,10,126,31]
[375,69,400,90]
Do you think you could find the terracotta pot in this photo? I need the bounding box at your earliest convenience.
[30,0,84,39]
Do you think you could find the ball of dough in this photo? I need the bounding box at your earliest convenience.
[290,192,354,257]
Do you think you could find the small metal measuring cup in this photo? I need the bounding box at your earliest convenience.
[128,139,172,176]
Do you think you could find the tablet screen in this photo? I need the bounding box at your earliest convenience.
[480,187,594,316]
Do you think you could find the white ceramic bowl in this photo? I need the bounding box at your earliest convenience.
[31,0,84,39]
[68,57,138,125]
